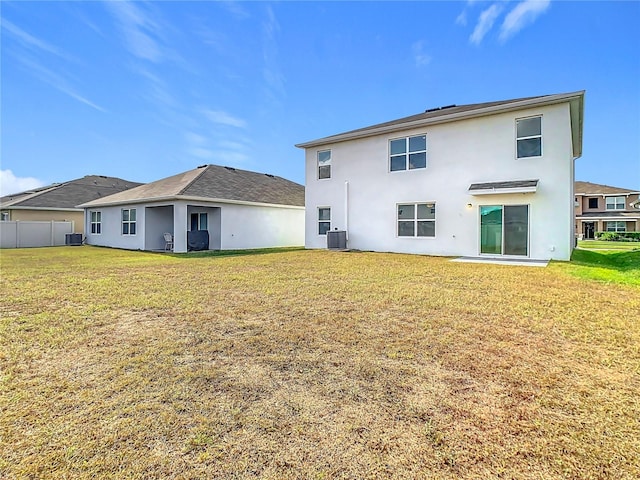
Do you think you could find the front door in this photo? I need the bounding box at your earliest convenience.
[480,205,529,256]
[583,222,595,240]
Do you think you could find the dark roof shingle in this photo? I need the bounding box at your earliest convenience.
[80,165,305,207]
[1,175,143,209]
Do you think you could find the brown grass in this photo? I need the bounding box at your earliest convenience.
[1,246,639,479]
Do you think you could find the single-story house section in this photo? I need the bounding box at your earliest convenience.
[297,91,585,261]
[78,164,305,253]
[0,175,142,235]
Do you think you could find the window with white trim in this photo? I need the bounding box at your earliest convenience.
[390,135,427,171]
[1,212,9,221]
[605,196,625,210]
[318,207,331,235]
[516,116,542,158]
[122,208,136,235]
[397,203,435,237]
[605,221,626,232]
[318,150,331,179]
[90,211,102,234]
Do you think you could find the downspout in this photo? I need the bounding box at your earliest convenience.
[344,180,349,242]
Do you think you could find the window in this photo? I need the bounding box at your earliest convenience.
[190,213,208,231]
[90,211,102,234]
[606,221,626,232]
[0,212,8,221]
[122,208,136,235]
[390,135,427,171]
[318,207,331,235]
[588,197,599,209]
[397,203,435,237]
[318,150,331,179]
[605,196,625,210]
[516,116,542,158]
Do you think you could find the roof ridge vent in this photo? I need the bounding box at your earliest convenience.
[197,164,208,169]
[224,166,236,171]
[425,104,457,113]
[265,173,275,178]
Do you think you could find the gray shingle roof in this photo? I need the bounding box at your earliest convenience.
[80,165,305,208]
[1,175,143,209]
[575,181,639,195]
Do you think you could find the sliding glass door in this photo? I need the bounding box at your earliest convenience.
[480,205,529,256]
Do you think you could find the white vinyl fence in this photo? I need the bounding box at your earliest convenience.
[0,221,75,248]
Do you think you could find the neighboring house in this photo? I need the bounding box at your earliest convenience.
[0,175,143,235]
[574,181,640,239]
[78,164,305,253]
[296,91,585,261]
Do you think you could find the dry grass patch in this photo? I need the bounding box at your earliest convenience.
[1,246,639,479]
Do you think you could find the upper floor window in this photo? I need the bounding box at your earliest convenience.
[605,196,625,210]
[397,202,435,237]
[318,150,331,179]
[90,211,102,234]
[588,197,599,209]
[122,208,136,235]
[390,135,427,171]
[516,116,542,158]
[318,207,331,235]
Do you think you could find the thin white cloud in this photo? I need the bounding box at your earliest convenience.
[456,11,468,26]
[0,170,46,196]
[470,3,503,45]
[499,0,551,42]
[261,5,285,105]
[104,1,164,62]
[412,40,432,68]
[219,1,250,20]
[1,19,75,61]
[14,55,106,112]
[203,109,247,128]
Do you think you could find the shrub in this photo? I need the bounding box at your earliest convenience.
[595,231,640,242]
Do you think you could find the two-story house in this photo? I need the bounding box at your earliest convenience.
[296,91,585,261]
[574,181,640,239]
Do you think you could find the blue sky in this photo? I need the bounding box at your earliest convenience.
[1,1,639,195]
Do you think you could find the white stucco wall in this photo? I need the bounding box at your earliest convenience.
[304,102,575,261]
[84,200,304,252]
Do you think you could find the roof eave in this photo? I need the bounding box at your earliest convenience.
[296,91,586,149]
[79,194,304,209]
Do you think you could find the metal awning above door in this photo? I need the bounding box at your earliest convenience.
[468,179,538,195]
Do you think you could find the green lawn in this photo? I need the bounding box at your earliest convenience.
[1,246,639,479]
[577,240,640,251]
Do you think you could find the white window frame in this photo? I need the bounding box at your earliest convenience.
[605,221,626,232]
[318,149,331,180]
[389,134,427,172]
[121,208,137,236]
[396,202,436,238]
[318,207,331,235]
[605,196,625,211]
[0,212,9,221]
[90,211,102,235]
[516,115,542,159]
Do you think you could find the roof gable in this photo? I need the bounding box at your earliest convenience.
[80,165,305,208]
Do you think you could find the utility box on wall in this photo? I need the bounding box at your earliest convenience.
[327,230,347,250]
